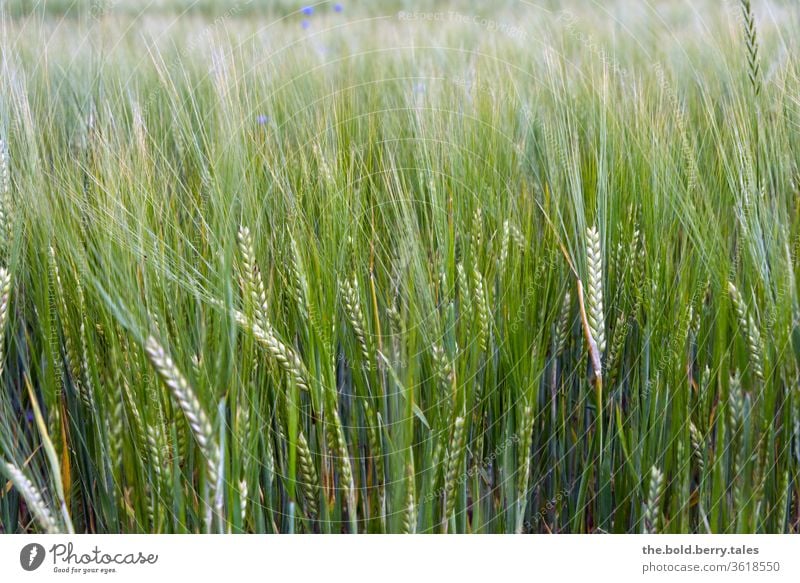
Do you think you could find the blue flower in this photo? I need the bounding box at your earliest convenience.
[301,19,311,29]
[256,115,270,125]
[301,6,314,15]
[333,3,343,12]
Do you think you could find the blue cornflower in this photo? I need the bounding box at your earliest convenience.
[256,115,270,125]
[301,6,314,15]
[301,19,311,29]
[333,3,343,12]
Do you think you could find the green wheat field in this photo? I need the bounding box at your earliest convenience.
[1,0,799,534]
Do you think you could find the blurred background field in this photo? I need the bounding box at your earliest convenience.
[0,0,799,534]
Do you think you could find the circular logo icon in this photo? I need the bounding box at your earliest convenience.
[20,543,46,571]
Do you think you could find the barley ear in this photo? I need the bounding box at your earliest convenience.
[144,337,220,490]
[327,407,356,524]
[248,320,310,392]
[1,461,61,533]
[443,416,466,528]
[689,422,705,474]
[237,225,269,331]
[473,267,490,352]
[0,267,11,377]
[340,274,372,369]
[296,430,320,519]
[728,282,765,381]
[456,262,472,314]
[739,0,762,96]
[555,289,572,355]
[0,140,12,249]
[516,405,535,532]
[585,225,606,354]
[402,459,417,534]
[644,465,664,534]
